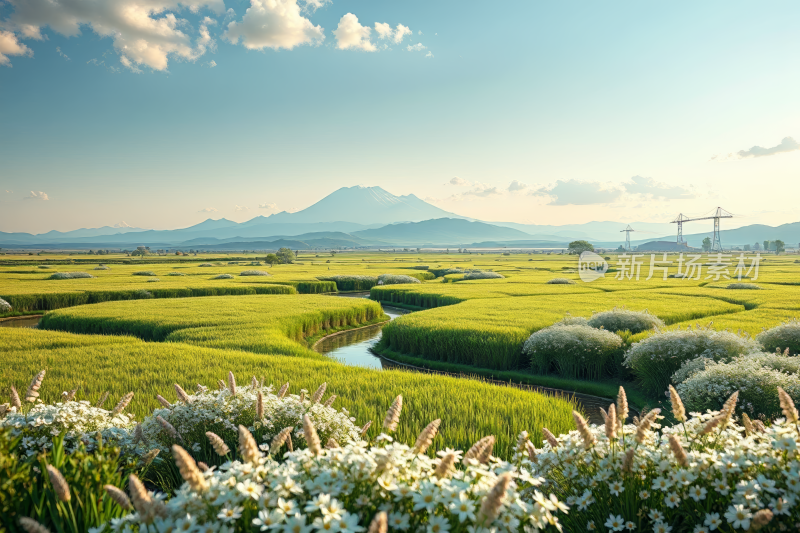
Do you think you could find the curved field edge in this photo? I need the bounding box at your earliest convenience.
[0,328,578,459]
[38,294,387,359]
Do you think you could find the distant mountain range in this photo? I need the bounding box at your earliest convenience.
[1,185,798,250]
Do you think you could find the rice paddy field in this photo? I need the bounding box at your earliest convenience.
[3,250,800,455]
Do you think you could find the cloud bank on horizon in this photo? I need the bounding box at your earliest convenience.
[0,0,428,71]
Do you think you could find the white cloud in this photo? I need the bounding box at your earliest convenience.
[0,30,32,67]
[206,60,217,67]
[712,136,800,161]
[407,43,426,52]
[301,0,330,13]
[259,202,277,209]
[56,46,70,60]
[225,0,325,51]
[2,0,225,71]
[448,177,469,186]
[464,186,500,198]
[374,22,411,44]
[623,176,693,199]
[532,180,622,205]
[234,205,249,211]
[24,191,49,201]
[425,51,433,58]
[333,13,375,51]
[508,180,527,192]
[199,207,218,212]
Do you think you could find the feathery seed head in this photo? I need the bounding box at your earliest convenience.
[111,392,134,417]
[478,472,512,522]
[383,395,403,432]
[668,385,686,422]
[63,388,77,402]
[227,371,237,396]
[542,428,559,448]
[104,484,133,510]
[434,452,457,479]
[668,434,688,467]
[251,376,258,389]
[278,382,289,398]
[635,408,661,444]
[156,394,172,408]
[197,461,209,472]
[172,445,209,492]
[326,437,340,449]
[156,415,181,441]
[360,420,372,436]
[751,509,774,529]
[270,426,294,455]
[141,448,159,467]
[778,386,799,423]
[173,384,191,404]
[238,425,262,464]
[303,415,322,456]
[605,404,617,440]
[217,379,225,390]
[741,412,755,435]
[18,518,51,533]
[324,394,337,407]
[256,390,264,420]
[10,385,21,410]
[573,411,596,449]
[622,449,635,473]
[206,431,230,456]
[95,391,109,408]
[25,370,45,403]
[133,423,144,444]
[617,387,629,425]
[525,441,538,463]
[46,465,70,502]
[413,419,441,454]
[311,382,327,403]
[465,435,495,463]
[368,512,388,533]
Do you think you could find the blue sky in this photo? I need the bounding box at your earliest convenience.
[1,0,799,234]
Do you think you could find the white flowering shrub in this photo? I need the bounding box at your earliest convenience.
[139,382,360,468]
[48,272,95,280]
[108,416,565,533]
[587,308,664,334]
[545,278,574,284]
[551,314,590,327]
[0,400,136,456]
[758,319,800,355]
[94,265,111,270]
[167,272,186,276]
[240,270,270,276]
[677,356,800,418]
[727,283,762,290]
[133,289,154,299]
[524,325,623,380]
[147,278,161,283]
[377,274,422,285]
[212,274,235,279]
[525,388,799,532]
[624,327,759,396]
[133,271,157,276]
[199,263,213,267]
[0,297,11,313]
[463,271,505,280]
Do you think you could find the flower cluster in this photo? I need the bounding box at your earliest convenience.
[524,324,623,380]
[377,274,422,286]
[48,272,95,279]
[462,271,504,280]
[107,411,566,533]
[624,326,759,396]
[240,271,271,276]
[587,307,664,335]
[1,374,137,456]
[522,387,799,532]
[726,283,762,290]
[757,319,800,356]
[139,379,361,463]
[213,274,235,279]
[545,278,574,285]
[133,271,157,276]
[0,297,11,313]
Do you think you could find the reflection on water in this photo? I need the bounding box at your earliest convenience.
[0,317,41,328]
[314,300,409,370]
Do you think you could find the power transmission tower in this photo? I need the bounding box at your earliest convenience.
[671,208,734,252]
[621,225,635,251]
[670,213,690,244]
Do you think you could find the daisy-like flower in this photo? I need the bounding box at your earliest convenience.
[218,506,244,523]
[254,510,286,531]
[604,514,625,532]
[724,505,751,530]
[688,486,707,502]
[427,516,450,533]
[586,521,596,531]
[388,512,410,531]
[283,514,314,533]
[334,512,365,533]
[449,493,477,522]
[624,521,635,530]
[652,522,672,533]
[237,480,263,500]
[664,492,680,509]
[608,481,624,496]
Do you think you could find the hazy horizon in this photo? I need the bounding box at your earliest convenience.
[2,1,799,234]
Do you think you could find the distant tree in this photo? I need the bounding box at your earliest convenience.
[568,240,594,255]
[330,250,336,256]
[276,248,295,264]
[743,244,751,251]
[775,240,785,253]
[702,237,712,252]
[753,242,760,251]
[265,253,279,266]
[615,245,626,253]
[764,240,771,252]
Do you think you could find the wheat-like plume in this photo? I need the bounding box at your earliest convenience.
[95,391,109,408]
[326,438,340,449]
[25,370,45,403]
[270,426,294,455]
[257,391,264,420]
[174,384,191,404]
[251,376,258,389]
[206,431,230,456]
[46,464,71,502]
[412,419,441,454]
[324,395,337,407]
[10,385,22,409]
[367,512,388,533]
[668,434,688,467]
[383,395,403,432]
[156,394,172,408]
[133,423,144,444]
[434,452,457,479]
[63,388,77,402]
[360,420,372,435]
[617,387,629,430]
[278,382,289,398]
[18,518,51,533]
[111,392,134,417]
[156,415,181,441]
[542,427,559,448]
[140,448,160,467]
[622,449,635,473]
[172,445,209,492]
[634,408,661,444]
[227,371,237,396]
[478,472,511,522]
[239,425,262,464]
[217,379,226,390]
[668,385,686,422]
[525,441,538,463]
[303,415,322,456]
[605,404,617,440]
[778,386,799,424]
[573,411,596,449]
[311,382,327,403]
[750,509,774,530]
[741,412,755,435]
[0,404,8,419]
[197,461,209,472]
[104,484,133,510]
[465,435,495,463]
